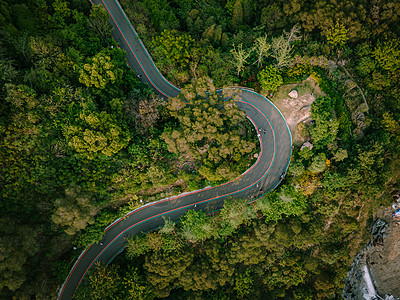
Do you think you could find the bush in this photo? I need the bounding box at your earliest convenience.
[257,65,283,92]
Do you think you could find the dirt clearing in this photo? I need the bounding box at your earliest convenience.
[271,76,325,146]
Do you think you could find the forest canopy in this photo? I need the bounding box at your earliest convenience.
[1,0,400,299]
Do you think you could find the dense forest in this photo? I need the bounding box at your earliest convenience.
[1,0,400,299]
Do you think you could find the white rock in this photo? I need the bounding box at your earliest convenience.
[288,90,298,98]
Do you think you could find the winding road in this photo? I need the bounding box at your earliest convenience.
[58,0,292,299]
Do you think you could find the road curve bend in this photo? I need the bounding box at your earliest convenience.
[58,0,292,299]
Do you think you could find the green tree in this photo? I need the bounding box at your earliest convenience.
[308,153,327,174]
[325,21,349,47]
[51,184,98,235]
[180,209,213,242]
[87,5,112,41]
[49,0,71,28]
[261,4,285,31]
[79,53,122,89]
[373,39,400,73]
[143,0,179,31]
[75,263,120,300]
[126,235,149,258]
[0,218,39,292]
[143,251,194,297]
[162,77,257,182]
[152,30,195,68]
[233,269,254,297]
[310,96,339,148]
[1,84,42,211]
[122,267,155,300]
[257,65,283,92]
[232,0,243,29]
[63,109,130,160]
[218,198,256,238]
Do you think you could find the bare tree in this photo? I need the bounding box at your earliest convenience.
[253,34,271,67]
[230,43,253,76]
[271,24,301,68]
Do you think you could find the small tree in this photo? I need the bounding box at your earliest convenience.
[232,0,243,29]
[79,53,122,89]
[231,43,252,76]
[87,5,112,41]
[257,65,283,92]
[308,153,327,174]
[333,148,348,162]
[325,21,349,48]
[180,209,213,242]
[254,35,271,67]
[160,217,176,235]
[271,24,301,67]
[75,262,120,300]
[51,184,98,235]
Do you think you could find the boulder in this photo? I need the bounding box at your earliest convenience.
[300,141,313,151]
[288,90,298,98]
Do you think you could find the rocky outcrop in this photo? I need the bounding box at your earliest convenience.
[288,89,298,98]
[300,141,313,151]
[342,219,399,300]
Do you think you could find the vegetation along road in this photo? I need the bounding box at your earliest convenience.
[58,0,292,298]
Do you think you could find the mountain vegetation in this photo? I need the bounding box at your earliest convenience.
[1,0,400,299]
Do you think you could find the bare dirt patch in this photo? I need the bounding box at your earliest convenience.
[271,76,325,146]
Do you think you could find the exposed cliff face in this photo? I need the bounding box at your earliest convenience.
[343,210,400,300]
[367,208,400,298]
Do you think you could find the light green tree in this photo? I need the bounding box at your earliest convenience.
[64,109,130,160]
[180,209,213,242]
[289,161,305,177]
[373,39,400,73]
[152,29,195,67]
[233,269,254,297]
[231,43,252,76]
[308,153,327,174]
[333,148,348,161]
[79,53,122,89]
[257,65,283,92]
[254,35,271,67]
[160,217,176,235]
[325,21,349,47]
[50,0,71,28]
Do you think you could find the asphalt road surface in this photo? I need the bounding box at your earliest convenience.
[58,0,292,299]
